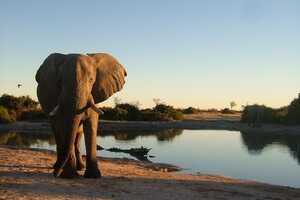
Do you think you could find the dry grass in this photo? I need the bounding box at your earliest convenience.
[183,112,241,122]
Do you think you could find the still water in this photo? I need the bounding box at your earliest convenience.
[0,129,300,188]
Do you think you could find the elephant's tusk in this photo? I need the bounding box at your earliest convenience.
[49,105,59,116]
[91,104,104,115]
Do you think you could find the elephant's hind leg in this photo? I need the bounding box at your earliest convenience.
[75,126,85,170]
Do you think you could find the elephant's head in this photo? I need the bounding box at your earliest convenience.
[35,53,127,176]
[36,53,126,115]
[36,53,126,116]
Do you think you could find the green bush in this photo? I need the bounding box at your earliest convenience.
[100,103,184,121]
[153,104,183,120]
[101,107,128,120]
[116,103,141,121]
[241,105,287,124]
[0,94,41,121]
[0,106,15,124]
[273,106,288,124]
[7,109,17,122]
[286,97,300,124]
[0,94,38,111]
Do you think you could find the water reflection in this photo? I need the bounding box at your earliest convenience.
[1,130,300,164]
[240,131,300,164]
[100,129,183,142]
[0,132,55,147]
[0,129,183,147]
[1,129,300,187]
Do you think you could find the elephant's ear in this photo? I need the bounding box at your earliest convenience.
[88,53,127,103]
[35,53,66,113]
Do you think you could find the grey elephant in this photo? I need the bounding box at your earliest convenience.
[35,53,127,178]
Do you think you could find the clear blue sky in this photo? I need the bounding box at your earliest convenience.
[0,0,300,109]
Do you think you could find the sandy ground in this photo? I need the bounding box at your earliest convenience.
[1,147,300,200]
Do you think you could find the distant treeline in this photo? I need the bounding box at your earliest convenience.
[0,94,185,123]
[0,94,239,124]
[0,94,46,123]
[241,94,300,125]
[101,103,183,121]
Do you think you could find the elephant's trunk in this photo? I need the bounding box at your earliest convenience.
[54,114,81,177]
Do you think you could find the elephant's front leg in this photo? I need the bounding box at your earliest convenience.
[75,126,85,170]
[83,110,101,178]
[50,118,64,172]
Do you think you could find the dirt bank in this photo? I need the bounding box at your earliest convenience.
[0,146,299,200]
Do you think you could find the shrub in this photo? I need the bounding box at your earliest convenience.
[171,111,184,120]
[0,106,15,123]
[153,104,183,120]
[101,107,128,120]
[0,94,38,111]
[7,109,17,122]
[273,106,288,124]
[286,97,300,124]
[221,108,235,114]
[182,107,199,114]
[241,105,287,124]
[101,103,183,121]
[116,103,141,121]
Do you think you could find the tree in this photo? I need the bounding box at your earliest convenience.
[153,98,161,106]
[230,101,237,110]
[113,97,122,106]
[130,101,141,108]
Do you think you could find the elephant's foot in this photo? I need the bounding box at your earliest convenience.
[60,167,80,178]
[54,156,79,178]
[84,164,101,178]
[76,160,85,171]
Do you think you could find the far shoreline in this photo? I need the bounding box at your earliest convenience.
[1,118,300,135]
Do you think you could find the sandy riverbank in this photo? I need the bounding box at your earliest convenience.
[1,146,300,200]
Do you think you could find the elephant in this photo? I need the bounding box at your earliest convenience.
[35,53,127,178]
